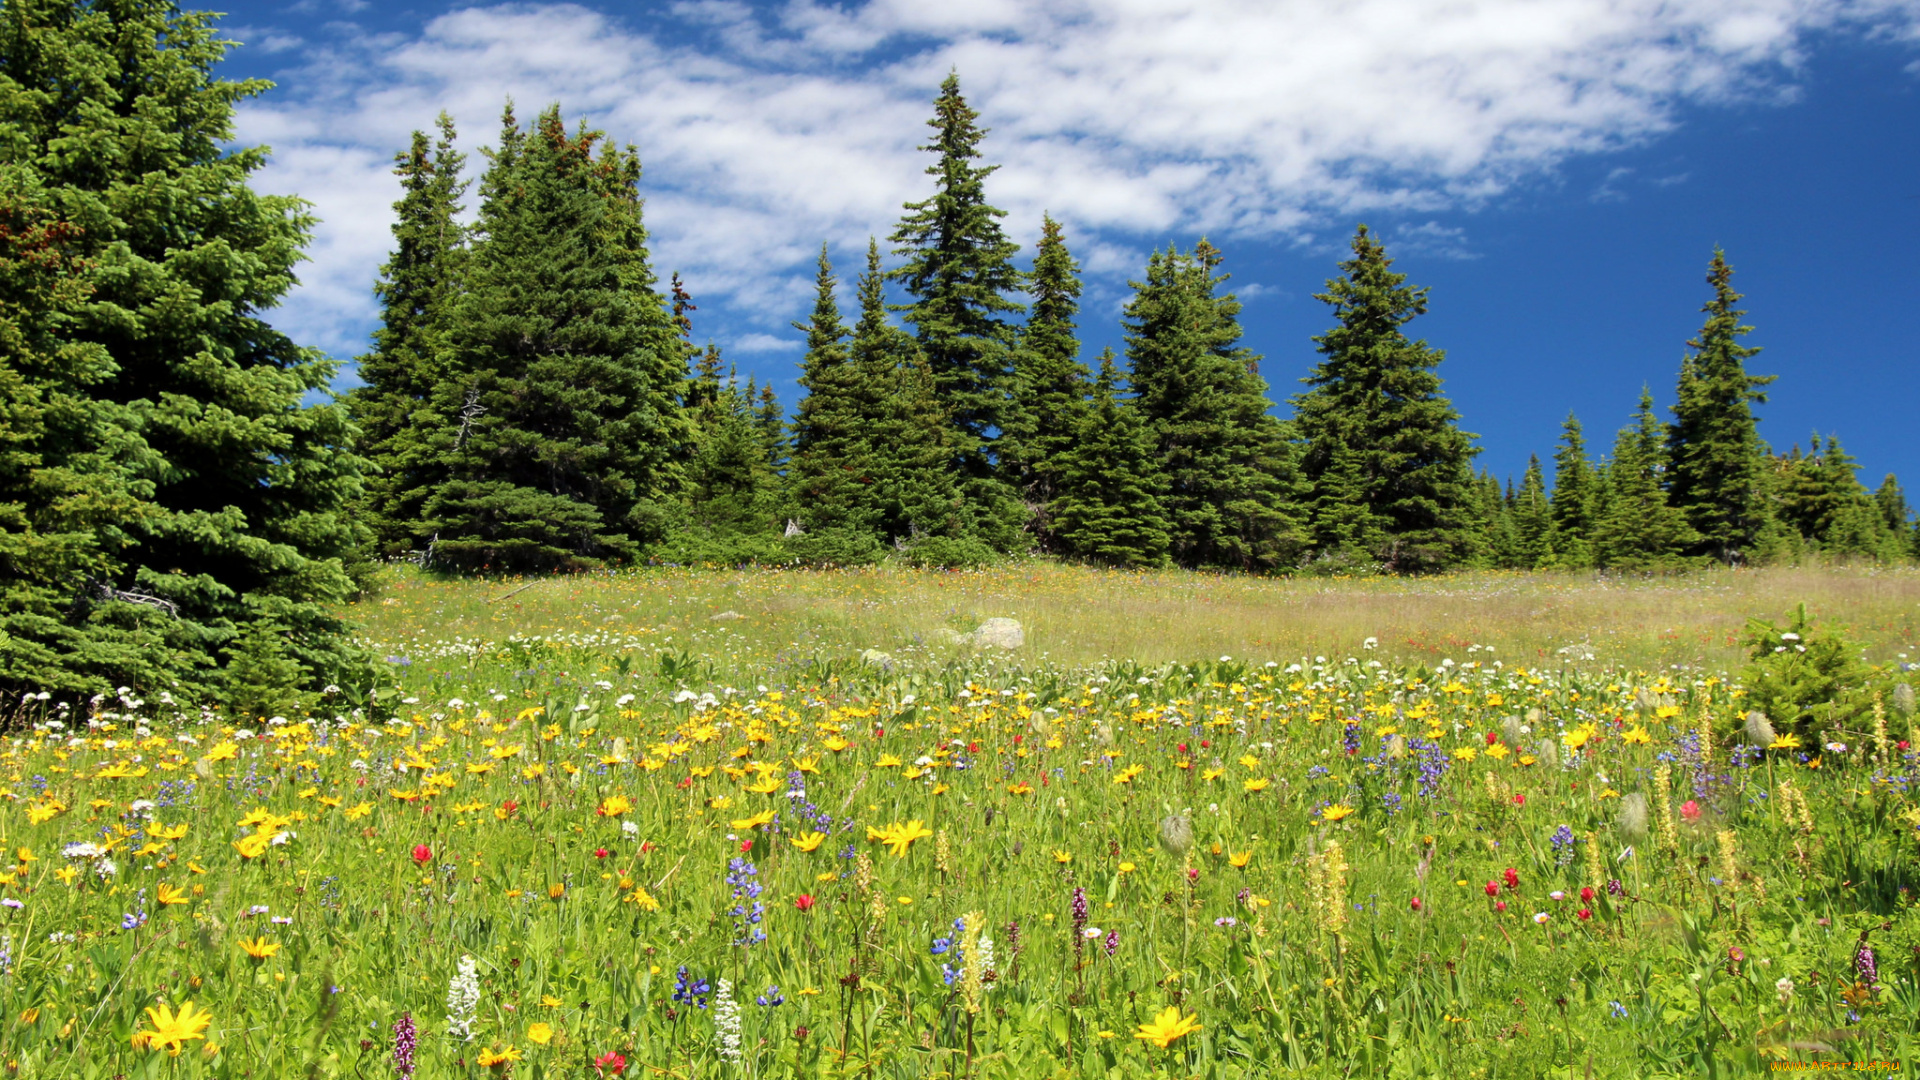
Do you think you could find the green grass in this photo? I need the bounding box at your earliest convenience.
[2,565,1919,1078]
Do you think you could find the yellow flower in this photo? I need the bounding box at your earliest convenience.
[1485,743,1510,760]
[1118,862,1137,873]
[1654,704,1683,720]
[597,795,633,818]
[793,756,821,774]
[744,774,782,794]
[342,802,372,820]
[526,1022,553,1045]
[625,887,661,911]
[1228,851,1252,869]
[707,796,732,810]
[1201,767,1225,781]
[150,822,189,841]
[874,754,904,768]
[130,1000,213,1056]
[1007,782,1032,795]
[206,742,238,763]
[1052,850,1072,864]
[1238,754,1261,770]
[1621,726,1652,745]
[548,883,566,900]
[1769,733,1801,750]
[232,834,270,860]
[490,743,524,760]
[26,801,65,825]
[1321,804,1356,823]
[868,819,933,858]
[1133,1005,1202,1049]
[156,883,190,906]
[1243,777,1271,793]
[464,762,495,775]
[238,936,280,960]
[790,831,827,852]
[54,866,78,885]
[689,766,715,778]
[476,1045,523,1067]
[731,810,777,831]
[822,736,851,752]
[1452,747,1478,762]
[1113,764,1145,784]
[541,995,562,1008]
[521,763,546,780]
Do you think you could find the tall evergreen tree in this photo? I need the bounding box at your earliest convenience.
[786,243,870,536]
[1549,413,1595,568]
[1050,350,1172,568]
[1004,213,1088,547]
[1472,470,1516,569]
[1125,241,1306,571]
[1668,249,1775,565]
[889,72,1026,551]
[1593,389,1698,569]
[1874,474,1910,539]
[350,113,468,557]
[0,0,367,707]
[422,104,685,572]
[1774,434,1899,558]
[679,346,778,547]
[1293,225,1478,573]
[1512,455,1554,569]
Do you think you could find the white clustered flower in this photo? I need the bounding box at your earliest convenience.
[714,978,743,1062]
[445,954,481,1043]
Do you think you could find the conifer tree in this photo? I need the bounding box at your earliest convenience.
[423,104,685,572]
[1004,214,1088,547]
[1125,241,1305,571]
[1472,470,1516,569]
[1774,435,1899,558]
[750,380,787,474]
[1593,389,1698,569]
[678,346,778,551]
[1294,225,1478,573]
[786,243,870,537]
[889,72,1026,551]
[1668,249,1775,564]
[351,113,468,557]
[1549,413,1595,568]
[0,0,367,706]
[1512,456,1554,569]
[1050,350,1172,568]
[1874,474,1910,540]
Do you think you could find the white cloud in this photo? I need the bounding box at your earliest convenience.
[235,0,1920,358]
[730,333,804,354]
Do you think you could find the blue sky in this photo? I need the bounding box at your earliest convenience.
[215,0,1920,493]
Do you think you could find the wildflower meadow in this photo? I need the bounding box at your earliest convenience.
[3,566,1920,1078]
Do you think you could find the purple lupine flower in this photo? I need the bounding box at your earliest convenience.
[725,857,766,947]
[1548,825,1576,867]
[1341,721,1362,756]
[392,1012,417,1080]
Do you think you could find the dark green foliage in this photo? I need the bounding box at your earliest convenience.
[1049,350,1171,568]
[1740,603,1872,738]
[672,345,781,560]
[1004,214,1088,547]
[889,73,1026,552]
[1549,413,1595,568]
[1511,456,1553,569]
[785,241,969,563]
[0,0,368,705]
[1770,435,1904,560]
[422,104,686,572]
[1471,470,1516,569]
[1293,225,1478,573]
[1873,474,1910,537]
[1124,241,1306,572]
[1667,249,1775,565]
[1592,388,1698,570]
[349,113,467,559]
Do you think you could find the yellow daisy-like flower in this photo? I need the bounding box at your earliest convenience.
[1228,851,1252,869]
[156,883,190,906]
[1485,743,1510,760]
[1321,804,1356,823]
[1243,777,1271,793]
[1769,733,1801,750]
[1201,767,1225,781]
[232,833,270,860]
[822,736,851,753]
[1133,1005,1202,1049]
[237,936,279,960]
[526,1022,553,1045]
[730,810,776,832]
[868,820,934,858]
[205,742,239,763]
[1621,726,1653,745]
[130,1000,213,1056]
[790,831,827,852]
[475,1045,523,1067]
[1052,849,1072,864]
[342,802,373,820]
[596,795,633,818]
[1118,861,1137,873]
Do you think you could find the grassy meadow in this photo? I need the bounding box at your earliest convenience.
[3,564,1920,1077]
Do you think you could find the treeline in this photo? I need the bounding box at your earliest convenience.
[351,76,1918,576]
[1,2,1913,705]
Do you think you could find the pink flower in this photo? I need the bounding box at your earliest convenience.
[1503,867,1520,889]
[1485,881,1500,898]
[1680,800,1702,821]
[411,844,432,866]
[1495,901,1507,913]
[1410,897,1423,912]
[795,894,816,912]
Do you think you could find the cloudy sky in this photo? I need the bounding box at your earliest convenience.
[218,0,1920,489]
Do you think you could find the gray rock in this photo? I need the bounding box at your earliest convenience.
[710,610,745,621]
[860,649,895,669]
[972,617,1024,649]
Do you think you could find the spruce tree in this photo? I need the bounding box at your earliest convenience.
[1775,435,1898,558]
[889,72,1026,551]
[1125,241,1306,571]
[786,243,871,537]
[1050,350,1172,568]
[1473,470,1517,569]
[0,0,367,707]
[1668,249,1775,564]
[423,104,685,572]
[676,347,779,556]
[1593,389,1698,569]
[1874,474,1910,539]
[1512,456,1554,569]
[1293,225,1478,573]
[1549,413,1595,568]
[1004,213,1088,547]
[350,113,468,557]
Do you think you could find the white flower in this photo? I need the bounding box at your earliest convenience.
[672,689,698,703]
[62,842,103,860]
[1781,632,1801,641]
[1827,742,1848,754]
[445,954,481,1043]
[1533,912,1549,924]
[1776,976,1794,1001]
[1363,637,1379,650]
[1083,926,1103,939]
